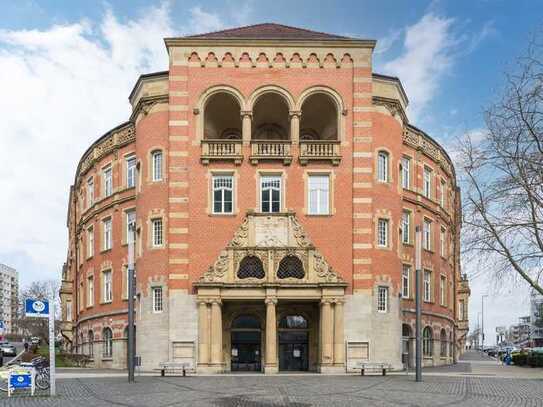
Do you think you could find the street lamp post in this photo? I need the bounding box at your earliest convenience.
[128,222,136,383]
[481,295,488,356]
[415,225,422,382]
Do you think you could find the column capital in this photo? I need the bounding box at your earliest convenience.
[240,110,253,118]
[289,110,302,118]
[320,299,332,306]
[210,298,222,306]
[332,298,345,305]
[265,297,278,306]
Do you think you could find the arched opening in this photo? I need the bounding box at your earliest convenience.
[252,93,290,140]
[231,315,262,372]
[440,329,448,357]
[102,327,113,358]
[300,93,338,141]
[88,330,94,358]
[402,324,412,368]
[277,256,305,279]
[204,92,242,140]
[237,256,265,279]
[423,326,433,357]
[279,314,309,371]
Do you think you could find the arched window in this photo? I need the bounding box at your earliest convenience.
[423,327,433,357]
[300,93,338,140]
[377,151,389,182]
[277,256,305,279]
[151,150,163,181]
[232,315,261,330]
[88,330,94,357]
[80,332,84,355]
[237,256,265,279]
[102,327,113,358]
[279,315,308,329]
[440,329,448,357]
[204,92,242,139]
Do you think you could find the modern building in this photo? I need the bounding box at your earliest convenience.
[0,263,19,335]
[60,23,469,372]
[506,316,531,346]
[530,290,543,347]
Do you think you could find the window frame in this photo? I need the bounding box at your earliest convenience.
[103,165,113,197]
[102,328,113,358]
[151,218,164,247]
[152,286,163,313]
[440,179,446,207]
[307,174,330,215]
[126,210,136,245]
[260,175,282,213]
[87,275,94,307]
[102,218,112,251]
[401,156,410,189]
[126,156,137,188]
[377,151,389,182]
[377,218,389,247]
[401,211,411,244]
[212,174,234,215]
[423,269,432,302]
[440,275,447,306]
[87,226,94,259]
[102,269,112,303]
[423,219,432,251]
[87,177,94,208]
[401,264,411,299]
[151,150,163,182]
[423,327,433,357]
[377,286,388,312]
[423,166,432,199]
[440,226,447,258]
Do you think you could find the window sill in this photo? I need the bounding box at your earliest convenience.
[100,300,112,305]
[402,242,414,247]
[102,357,113,361]
[86,256,94,261]
[100,249,112,254]
[423,249,434,254]
[305,213,333,217]
[209,213,236,217]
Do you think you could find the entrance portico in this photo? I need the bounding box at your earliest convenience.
[195,211,347,374]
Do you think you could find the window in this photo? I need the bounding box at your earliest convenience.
[88,331,94,358]
[152,287,163,313]
[103,218,112,251]
[151,151,163,181]
[151,218,163,247]
[87,227,94,258]
[440,180,446,207]
[377,151,389,182]
[212,175,233,214]
[423,270,432,302]
[402,211,410,244]
[126,156,136,188]
[401,157,410,189]
[126,210,136,244]
[402,265,410,298]
[377,218,389,247]
[377,286,388,312]
[308,175,330,215]
[440,275,446,306]
[423,327,433,357]
[66,301,72,322]
[103,166,112,197]
[423,167,432,198]
[440,227,446,257]
[103,270,112,303]
[260,175,281,213]
[102,328,113,358]
[423,219,432,251]
[440,329,448,357]
[459,300,465,321]
[87,177,94,208]
[87,276,94,307]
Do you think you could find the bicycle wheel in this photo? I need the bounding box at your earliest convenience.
[35,368,50,390]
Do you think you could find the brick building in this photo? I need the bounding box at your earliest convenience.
[60,23,469,372]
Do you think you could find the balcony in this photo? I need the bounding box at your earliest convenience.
[299,140,341,166]
[201,139,243,165]
[250,140,292,165]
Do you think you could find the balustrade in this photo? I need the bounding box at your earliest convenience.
[201,139,243,165]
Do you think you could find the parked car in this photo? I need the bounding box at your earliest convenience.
[0,341,17,357]
[30,337,40,345]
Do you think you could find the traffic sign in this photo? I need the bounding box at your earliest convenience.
[25,298,49,318]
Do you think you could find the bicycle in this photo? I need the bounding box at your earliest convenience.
[0,356,50,392]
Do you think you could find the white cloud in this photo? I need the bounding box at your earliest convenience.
[0,4,180,286]
[374,29,402,55]
[189,6,224,34]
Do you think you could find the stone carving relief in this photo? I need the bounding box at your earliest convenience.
[201,250,229,282]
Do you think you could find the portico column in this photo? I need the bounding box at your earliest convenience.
[198,301,210,366]
[265,298,278,373]
[333,299,345,366]
[289,110,301,144]
[241,111,252,146]
[210,300,223,367]
[320,299,333,367]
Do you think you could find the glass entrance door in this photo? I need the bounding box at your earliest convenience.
[279,331,309,371]
[231,315,262,372]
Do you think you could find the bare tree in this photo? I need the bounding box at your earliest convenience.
[459,32,543,295]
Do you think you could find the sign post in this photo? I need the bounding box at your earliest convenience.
[415,226,422,382]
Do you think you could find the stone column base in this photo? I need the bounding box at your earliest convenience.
[264,365,278,374]
[197,364,225,374]
[318,365,345,374]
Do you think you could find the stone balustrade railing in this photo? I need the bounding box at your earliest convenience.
[201,139,243,165]
[250,140,293,165]
[299,140,341,165]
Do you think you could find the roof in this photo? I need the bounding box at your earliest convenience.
[183,23,353,41]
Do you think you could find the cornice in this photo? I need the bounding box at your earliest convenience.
[165,38,376,49]
[130,94,169,122]
[372,96,408,123]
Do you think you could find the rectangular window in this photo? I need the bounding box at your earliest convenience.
[440,180,446,207]
[126,210,136,244]
[152,218,163,247]
[152,287,163,313]
[440,275,446,306]
[103,166,112,197]
[377,286,388,312]
[423,167,432,198]
[423,219,432,251]
[377,151,389,182]
[126,156,136,188]
[152,151,163,181]
[261,175,281,213]
[66,301,72,322]
[212,175,234,214]
[103,218,112,251]
[459,300,465,321]
[423,270,432,302]
[103,270,112,303]
[377,218,389,247]
[401,157,410,189]
[87,276,94,307]
[402,211,410,244]
[308,175,330,215]
[87,177,94,208]
[402,265,410,299]
[87,227,94,258]
[440,227,446,257]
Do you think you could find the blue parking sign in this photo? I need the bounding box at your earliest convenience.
[10,372,32,388]
[25,299,49,318]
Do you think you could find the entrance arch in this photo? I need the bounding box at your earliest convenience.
[278,314,309,371]
[230,315,262,371]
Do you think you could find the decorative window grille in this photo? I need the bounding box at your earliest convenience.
[152,151,163,181]
[152,218,163,247]
[308,175,330,215]
[377,151,389,182]
[402,211,410,244]
[377,286,388,312]
[261,176,281,213]
[237,256,265,279]
[401,157,410,189]
[127,156,136,188]
[423,327,433,356]
[153,287,163,312]
[377,218,389,247]
[277,256,305,279]
[213,175,234,214]
[402,265,410,298]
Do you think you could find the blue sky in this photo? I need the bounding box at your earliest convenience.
[0,0,541,341]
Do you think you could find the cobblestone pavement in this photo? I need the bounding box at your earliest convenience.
[2,374,543,406]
